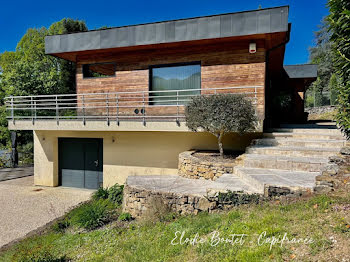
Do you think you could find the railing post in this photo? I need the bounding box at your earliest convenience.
[116,94,119,126]
[10,96,14,124]
[34,100,37,123]
[106,93,110,126]
[82,95,86,125]
[176,91,180,126]
[142,92,146,126]
[55,95,59,125]
[31,97,34,125]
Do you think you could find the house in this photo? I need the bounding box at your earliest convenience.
[6,6,317,189]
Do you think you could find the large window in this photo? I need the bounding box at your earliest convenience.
[82,63,116,78]
[150,63,201,105]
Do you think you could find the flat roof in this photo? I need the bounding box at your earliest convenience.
[284,64,318,79]
[45,6,289,55]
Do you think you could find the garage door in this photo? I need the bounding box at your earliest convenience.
[59,138,103,189]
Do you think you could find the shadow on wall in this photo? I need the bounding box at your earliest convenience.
[35,131,262,170]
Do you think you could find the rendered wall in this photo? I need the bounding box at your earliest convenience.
[33,130,262,187]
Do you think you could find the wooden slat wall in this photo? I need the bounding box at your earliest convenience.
[76,40,266,119]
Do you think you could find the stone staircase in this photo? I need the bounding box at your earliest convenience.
[227,123,347,196]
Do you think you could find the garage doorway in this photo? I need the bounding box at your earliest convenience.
[58,138,103,189]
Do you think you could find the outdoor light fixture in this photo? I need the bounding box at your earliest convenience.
[249,42,257,54]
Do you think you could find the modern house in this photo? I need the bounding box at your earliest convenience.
[6,6,317,189]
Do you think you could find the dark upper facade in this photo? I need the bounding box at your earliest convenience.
[45,6,289,56]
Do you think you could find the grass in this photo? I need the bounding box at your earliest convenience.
[1,192,349,261]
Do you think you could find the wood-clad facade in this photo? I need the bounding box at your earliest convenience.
[75,39,266,119]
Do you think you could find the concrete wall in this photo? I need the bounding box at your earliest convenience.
[33,130,261,187]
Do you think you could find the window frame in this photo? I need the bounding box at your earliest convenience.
[148,61,202,105]
[82,62,117,79]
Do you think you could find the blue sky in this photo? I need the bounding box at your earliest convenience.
[0,0,329,65]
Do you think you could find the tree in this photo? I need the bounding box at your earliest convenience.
[307,18,340,107]
[328,0,350,138]
[185,94,257,157]
[0,18,87,148]
[328,73,340,105]
[0,18,87,97]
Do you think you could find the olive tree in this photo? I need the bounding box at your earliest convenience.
[185,94,257,157]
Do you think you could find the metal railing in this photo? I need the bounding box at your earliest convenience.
[5,86,261,126]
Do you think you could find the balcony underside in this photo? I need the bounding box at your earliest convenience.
[8,119,191,132]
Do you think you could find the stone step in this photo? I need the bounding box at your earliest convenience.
[252,138,347,148]
[279,122,337,129]
[246,145,340,158]
[233,167,318,194]
[126,175,260,196]
[268,127,342,135]
[264,132,345,140]
[242,154,328,172]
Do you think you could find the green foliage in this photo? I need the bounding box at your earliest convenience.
[93,187,109,200]
[329,73,340,105]
[217,191,261,205]
[13,246,67,262]
[70,199,113,230]
[2,193,350,261]
[0,19,87,148]
[185,94,257,156]
[118,212,132,221]
[328,0,350,138]
[0,105,10,148]
[108,183,124,205]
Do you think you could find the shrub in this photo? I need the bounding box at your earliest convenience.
[118,212,132,221]
[108,184,124,205]
[93,187,109,201]
[51,218,70,233]
[185,94,257,157]
[328,0,350,138]
[14,246,67,262]
[70,199,112,230]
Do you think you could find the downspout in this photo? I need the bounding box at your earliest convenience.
[264,23,291,129]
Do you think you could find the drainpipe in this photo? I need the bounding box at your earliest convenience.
[264,23,291,129]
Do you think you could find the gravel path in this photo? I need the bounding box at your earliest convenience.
[0,176,93,248]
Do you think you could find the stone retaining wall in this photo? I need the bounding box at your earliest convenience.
[122,185,261,218]
[314,146,350,194]
[178,151,237,180]
[305,106,337,115]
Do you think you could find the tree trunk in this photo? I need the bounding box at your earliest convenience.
[217,131,224,158]
[11,131,18,168]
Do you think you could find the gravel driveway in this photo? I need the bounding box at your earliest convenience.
[0,176,93,248]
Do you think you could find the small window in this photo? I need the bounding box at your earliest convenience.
[150,63,201,105]
[82,63,116,78]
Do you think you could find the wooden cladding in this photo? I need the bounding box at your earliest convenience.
[76,39,266,119]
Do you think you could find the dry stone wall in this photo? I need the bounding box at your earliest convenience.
[178,151,237,180]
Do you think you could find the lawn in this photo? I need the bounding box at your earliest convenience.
[0,190,349,261]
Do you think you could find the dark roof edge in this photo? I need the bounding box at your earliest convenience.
[47,5,290,37]
[284,64,318,79]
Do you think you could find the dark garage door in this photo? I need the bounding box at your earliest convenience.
[59,138,103,189]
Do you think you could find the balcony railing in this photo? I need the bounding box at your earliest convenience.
[5,86,261,126]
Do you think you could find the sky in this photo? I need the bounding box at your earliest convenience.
[0,0,329,65]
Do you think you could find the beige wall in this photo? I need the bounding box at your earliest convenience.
[33,130,262,187]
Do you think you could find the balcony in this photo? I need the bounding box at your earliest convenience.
[5,86,262,132]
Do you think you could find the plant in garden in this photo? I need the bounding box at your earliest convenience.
[185,94,257,157]
[118,212,132,221]
[108,184,124,205]
[70,199,113,230]
[93,187,109,201]
[328,0,350,138]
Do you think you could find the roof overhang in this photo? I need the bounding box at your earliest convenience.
[284,64,318,79]
[45,6,289,59]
